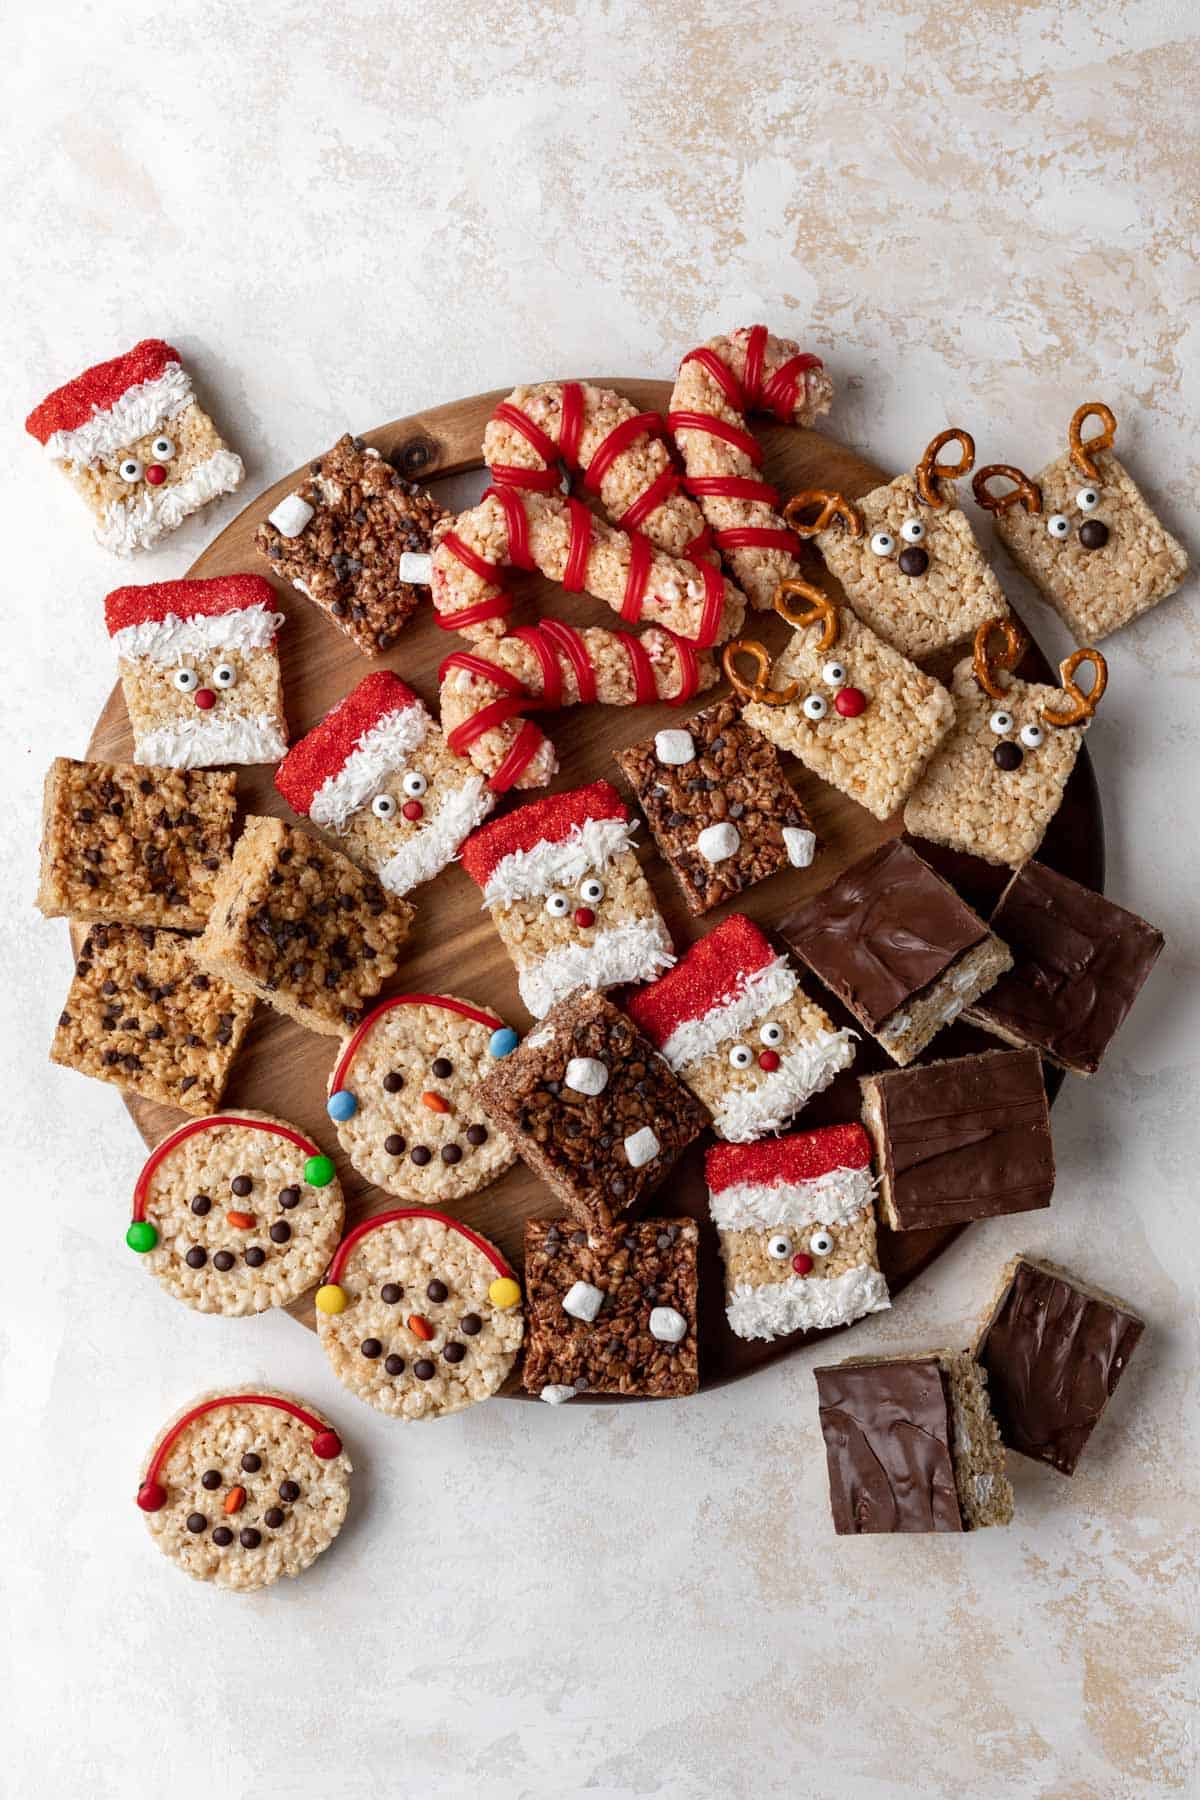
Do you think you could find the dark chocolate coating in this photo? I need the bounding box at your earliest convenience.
[814,1359,963,1533]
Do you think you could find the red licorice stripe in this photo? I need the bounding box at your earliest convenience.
[438,650,528,697]
[562,497,593,592]
[666,632,700,705]
[679,346,745,414]
[584,412,666,494]
[685,474,780,506]
[491,401,559,466]
[490,720,547,793]
[621,530,654,623]
[558,382,584,466]
[742,326,769,411]
[143,1395,338,1487]
[440,531,506,586]
[686,523,715,558]
[539,619,597,704]
[446,694,531,756]
[619,630,658,705]
[511,625,563,710]
[617,465,679,534]
[691,559,727,649]
[327,1207,510,1285]
[133,1116,322,1220]
[488,463,561,493]
[714,527,803,555]
[667,411,764,467]
[762,352,823,422]
[435,595,512,630]
[483,484,535,572]
[331,995,503,1094]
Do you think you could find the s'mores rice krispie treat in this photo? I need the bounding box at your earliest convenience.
[196,816,413,1036]
[315,1209,524,1421]
[51,924,255,1114]
[815,1353,1013,1534]
[614,698,819,916]
[256,433,447,656]
[789,428,1009,662]
[37,758,236,931]
[123,1111,344,1316]
[727,583,954,822]
[460,780,674,1019]
[904,619,1106,868]
[974,402,1188,643]
[627,915,855,1142]
[275,671,493,898]
[780,839,1012,1066]
[105,576,288,769]
[136,1388,350,1591]
[25,339,243,554]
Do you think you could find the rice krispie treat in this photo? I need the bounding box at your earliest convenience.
[706,1127,889,1342]
[315,1209,524,1421]
[727,583,954,821]
[37,758,236,931]
[25,338,243,554]
[627,915,855,1142]
[974,402,1188,642]
[276,671,493,898]
[195,815,413,1036]
[124,1111,344,1315]
[523,1217,699,1401]
[789,428,1009,661]
[780,840,1012,1065]
[478,989,709,1236]
[815,1353,1013,1534]
[105,576,288,769]
[459,781,673,1019]
[51,924,255,1114]
[904,619,1106,867]
[136,1388,350,1590]
[613,698,819,915]
[256,433,447,655]
[325,993,519,1203]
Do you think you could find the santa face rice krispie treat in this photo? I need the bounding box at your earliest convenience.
[105,576,288,769]
[315,1210,524,1421]
[707,1127,889,1342]
[25,339,243,554]
[727,583,954,822]
[275,671,493,898]
[124,1111,344,1316]
[325,993,519,1203]
[627,914,855,1142]
[460,780,674,1019]
[974,403,1188,643]
[136,1389,350,1590]
[904,619,1107,867]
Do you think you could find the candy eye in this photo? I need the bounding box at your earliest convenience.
[728,1043,754,1070]
[759,1022,784,1047]
[372,793,398,820]
[118,457,143,483]
[401,771,427,798]
[1046,513,1071,539]
[579,877,605,904]
[802,694,828,721]
[767,1233,792,1261]
[173,668,199,693]
[900,518,925,544]
[1019,722,1044,749]
[809,1228,835,1257]
[211,663,237,689]
[544,892,570,917]
[822,661,847,687]
[989,709,1014,736]
[151,436,176,461]
[1076,487,1100,512]
[870,531,896,556]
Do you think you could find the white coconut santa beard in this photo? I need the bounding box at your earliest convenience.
[725,1262,890,1341]
[518,916,675,1019]
[135,710,289,769]
[710,1029,858,1142]
[96,448,244,554]
[375,777,494,897]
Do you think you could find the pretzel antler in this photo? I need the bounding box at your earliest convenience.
[972,465,1043,517]
[772,578,840,649]
[1042,647,1108,728]
[722,640,798,707]
[782,489,865,539]
[1068,403,1117,482]
[972,617,1029,701]
[916,428,976,508]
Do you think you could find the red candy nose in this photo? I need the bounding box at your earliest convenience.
[758,1050,781,1072]
[144,464,166,486]
[835,687,867,717]
[194,689,216,710]
[136,1480,167,1513]
[311,1431,342,1460]
[574,907,595,928]
[402,800,424,821]
[792,1253,814,1277]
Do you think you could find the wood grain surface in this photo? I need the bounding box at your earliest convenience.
[80,380,1104,1395]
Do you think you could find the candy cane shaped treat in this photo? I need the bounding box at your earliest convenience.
[439,620,717,793]
[668,325,833,609]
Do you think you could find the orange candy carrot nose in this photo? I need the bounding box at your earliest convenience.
[421,1092,451,1114]
[224,1486,246,1515]
[407,1314,434,1341]
[226,1210,255,1229]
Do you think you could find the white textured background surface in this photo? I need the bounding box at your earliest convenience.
[3,3,1198,1796]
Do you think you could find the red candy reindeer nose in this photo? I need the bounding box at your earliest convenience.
[402,800,424,821]
[194,688,216,710]
[758,1050,781,1072]
[834,687,867,718]
[574,907,596,928]
[792,1252,814,1277]
[145,464,167,486]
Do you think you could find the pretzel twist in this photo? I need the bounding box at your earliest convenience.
[972,617,1029,700]
[1068,403,1117,482]
[782,489,865,539]
[1043,647,1108,728]
[721,640,798,707]
[916,428,976,508]
[972,465,1043,517]
[772,578,840,649]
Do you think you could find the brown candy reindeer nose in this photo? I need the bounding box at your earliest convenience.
[1079,520,1109,550]
[898,546,929,577]
[993,741,1023,772]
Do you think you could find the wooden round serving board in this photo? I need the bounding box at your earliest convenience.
[83,380,1103,1397]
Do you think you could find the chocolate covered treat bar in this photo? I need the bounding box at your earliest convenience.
[37,759,236,930]
[815,1353,1014,1533]
[780,839,1011,1065]
[974,1255,1144,1475]
[478,989,708,1235]
[51,924,255,1114]
[614,699,818,915]
[256,433,446,656]
[860,1048,1054,1232]
[523,1217,699,1401]
[196,815,413,1036]
[965,861,1164,1075]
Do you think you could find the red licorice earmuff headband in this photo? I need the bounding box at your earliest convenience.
[314,1207,520,1318]
[325,994,518,1125]
[126,1116,337,1254]
[136,1394,342,1512]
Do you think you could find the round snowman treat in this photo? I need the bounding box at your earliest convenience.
[326,994,519,1204]
[125,1111,345,1315]
[315,1209,524,1420]
[136,1388,351,1592]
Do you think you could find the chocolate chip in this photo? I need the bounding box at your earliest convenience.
[186,1513,208,1534]
[239,1528,262,1549]
[381,1282,403,1304]
[442,1341,465,1364]
[191,973,209,990]
[361,1338,383,1358]
[241,1452,262,1473]
[78,807,94,823]
[264,1507,285,1529]
[244,1246,266,1267]
[570,1230,586,1245]
[431,1057,453,1078]
[279,1480,300,1502]
[82,870,98,889]
[201,1469,222,1490]
[460,1313,482,1336]
[384,1133,406,1156]
[993,741,1024,772]
[231,1175,252,1197]
[212,1526,234,1547]
[101,979,117,996]
[269,1222,291,1244]
[413,1359,435,1380]
[278,1186,300,1209]
[185,1247,207,1269]
[191,1194,211,1215]
[213,1251,235,1272]
[466,1124,488,1145]
[426,1279,448,1303]
[384,1354,406,1376]
[411,1145,432,1166]
[180,1076,198,1094]
[1079,518,1109,550]
[441,1144,462,1165]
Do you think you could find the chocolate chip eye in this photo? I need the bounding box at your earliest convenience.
[899,518,925,543]
[767,1233,792,1261]
[231,1175,253,1197]
[1046,513,1071,539]
[426,1279,448,1303]
[1076,486,1101,512]
[372,793,398,820]
[544,891,570,917]
[241,1453,262,1473]
[759,1022,784,1047]
[579,877,605,904]
[383,1071,404,1093]
[381,1282,403,1304]
[809,1228,835,1256]
[989,709,1014,736]
[1019,722,1044,749]
[201,1469,222,1491]
[870,530,895,556]
[821,661,846,687]
[802,694,828,721]
[728,1043,754,1069]
[402,770,428,798]
[173,667,199,693]
[431,1056,453,1078]
[191,1194,211,1215]
[119,456,144,483]
[211,663,237,689]
[151,436,175,461]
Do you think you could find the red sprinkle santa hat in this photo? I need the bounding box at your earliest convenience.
[628,915,798,1071]
[460,779,636,907]
[706,1125,875,1233]
[27,339,194,465]
[105,575,283,666]
[276,672,433,831]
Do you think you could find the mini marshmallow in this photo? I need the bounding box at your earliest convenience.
[696,822,740,864]
[564,1056,609,1096]
[654,730,696,766]
[562,1280,605,1323]
[623,1126,661,1169]
[649,1306,687,1343]
[267,493,315,538]
[540,1384,577,1405]
[783,827,816,869]
[399,551,434,584]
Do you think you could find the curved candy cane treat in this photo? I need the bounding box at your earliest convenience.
[627,915,855,1142]
[904,619,1107,867]
[668,324,833,609]
[136,1388,351,1591]
[25,338,243,555]
[706,1126,890,1342]
[791,428,1010,662]
[460,780,674,1018]
[275,671,493,896]
[325,993,519,1201]
[315,1209,523,1421]
[975,401,1188,644]
[124,1111,345,1316]
[105,576,288,769]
